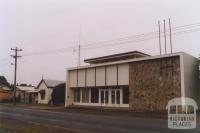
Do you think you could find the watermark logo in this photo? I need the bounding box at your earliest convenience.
[166,97,198,129]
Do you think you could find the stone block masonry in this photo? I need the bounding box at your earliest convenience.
[129,56,181,111]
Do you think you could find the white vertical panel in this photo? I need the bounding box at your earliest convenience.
[118,64,129,85]
[96,66,105,86]
[106,65,117,86]
[86,68,95,87]
[69,70,77,87]
[78,69,85,87]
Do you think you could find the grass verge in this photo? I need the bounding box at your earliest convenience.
[0,116,83,133]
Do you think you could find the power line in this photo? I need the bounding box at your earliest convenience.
[22,46,75,56]
[82,22,200,48]
[20,22,200,57]
[82,27,200,50]
[80,23,200,50]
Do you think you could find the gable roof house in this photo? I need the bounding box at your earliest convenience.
[65,51,200,111]
[37,79,64,104]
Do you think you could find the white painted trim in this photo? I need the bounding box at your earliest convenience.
[73,87,129,108]
[89,88,91,103]
[65,70,68,107]
[180,53,186,106]
[80,88,82,103]
[67,52,185,71]
[180,53,185,98]
[74,102,129,108]
[109,89,111,104]
[120,88,123,105]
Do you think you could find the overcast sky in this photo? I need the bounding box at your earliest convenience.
[0,0,200,86]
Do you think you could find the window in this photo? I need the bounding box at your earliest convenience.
[111,90,115,104]
[39,90,45,100]
[123,87,129,104]
[82,88,89,103]
[105,91,109,104]
[101,91,104,103]
[74,88,80,102]
[91,88,99,103]
[116,90,120,104]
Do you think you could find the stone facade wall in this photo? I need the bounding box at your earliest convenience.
[129,56,181,111]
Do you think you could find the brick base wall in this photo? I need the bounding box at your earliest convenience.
[129,56,181,111]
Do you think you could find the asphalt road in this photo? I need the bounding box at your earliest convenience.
[0,105,199,133]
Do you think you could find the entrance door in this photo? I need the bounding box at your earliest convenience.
[111,89,121,105]
[100,90,109,105]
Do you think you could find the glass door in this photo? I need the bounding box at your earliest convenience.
[100,90,109,105]
[111,89,121,105]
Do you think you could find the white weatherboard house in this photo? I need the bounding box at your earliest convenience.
[37,79,64,104]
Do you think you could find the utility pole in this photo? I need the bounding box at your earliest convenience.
[11,47,22,106]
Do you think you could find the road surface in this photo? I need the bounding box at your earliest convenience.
[0,105,199,133]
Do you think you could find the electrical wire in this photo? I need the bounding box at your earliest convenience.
[20,22,200,57]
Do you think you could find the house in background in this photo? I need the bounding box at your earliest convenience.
[0,85,12,102]
[65,51,200,111]
[37,79,64,104]
[24,89,39,104]
[16,85,38,104]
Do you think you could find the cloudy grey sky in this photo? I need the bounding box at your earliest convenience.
[0,0,200,85]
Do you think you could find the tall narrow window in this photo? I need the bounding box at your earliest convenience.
[116,90,120,104]
[111,90,115,104]
[82,88,89,103]
[123,87,129,104]
[74,88,80,102]
[105,91,109,104]
[91,88,99,103]
[39,89,45,100]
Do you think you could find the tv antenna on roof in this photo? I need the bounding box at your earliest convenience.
[158,18,173,55]
[78,25,81,67]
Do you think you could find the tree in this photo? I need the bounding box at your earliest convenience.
[0,76,10,87]
[51,83,65,106]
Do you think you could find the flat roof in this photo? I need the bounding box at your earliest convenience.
[84,51,150,64]
[67,52,195,71]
